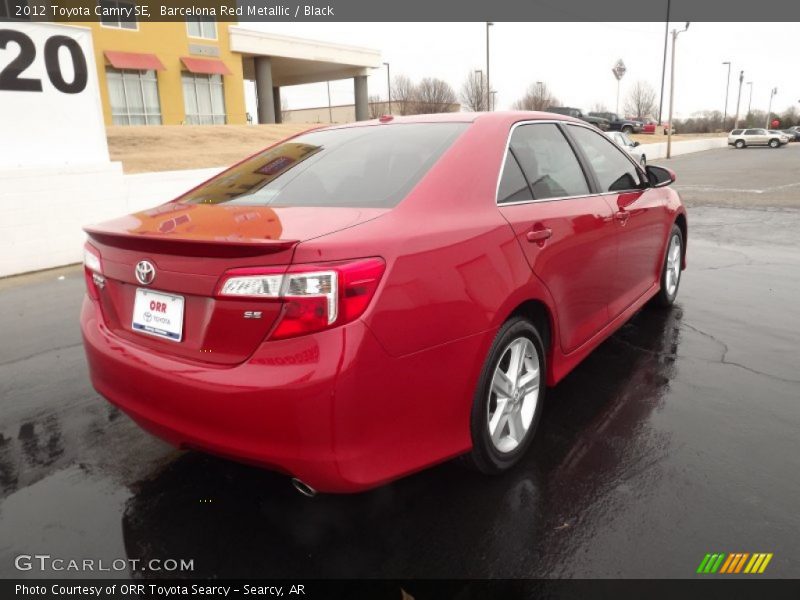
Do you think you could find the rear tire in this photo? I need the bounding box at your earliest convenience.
[464,317,546,474]
[651,224,683,308]
[735,140,745,149]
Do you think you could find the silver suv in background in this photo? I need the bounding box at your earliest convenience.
[728,128,786,148]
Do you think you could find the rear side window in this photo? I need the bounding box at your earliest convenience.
[500,123,590,201]
[178,123,468,208]
[497,153,533,204]
[731,129,743,135]
[568,125,645,192]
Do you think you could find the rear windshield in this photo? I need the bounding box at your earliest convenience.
[178,123,468,208]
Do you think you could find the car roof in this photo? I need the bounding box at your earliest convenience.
[319,110,586,131]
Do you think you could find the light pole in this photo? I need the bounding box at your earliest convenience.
[491,90,497,111]
[765,87,777,129]
[326,81,333,123]
[383,62,391,114]
[666,22,690,159]
[721,61,731,129]
[658,0,671,124]
[485,22,493,112]
[746,81,753,121]
[733,70,744,129]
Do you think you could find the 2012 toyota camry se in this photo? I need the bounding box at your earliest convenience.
[81,112,687,494]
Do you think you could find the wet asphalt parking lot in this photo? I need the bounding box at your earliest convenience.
[1,144,799,580]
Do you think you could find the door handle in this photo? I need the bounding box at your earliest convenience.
[614,210,630,224]
[526,227,552,243]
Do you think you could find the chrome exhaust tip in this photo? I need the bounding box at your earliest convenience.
[291,477,317,498]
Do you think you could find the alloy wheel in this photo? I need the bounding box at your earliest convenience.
[487,337,540,453]
[665,234,681,297]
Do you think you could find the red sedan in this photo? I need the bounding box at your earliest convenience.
[81,112,687,494]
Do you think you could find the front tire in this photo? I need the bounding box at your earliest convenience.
[622,125,633,134]
[651,224,683,308]
[769,138,780,148]
[464,317,546,474]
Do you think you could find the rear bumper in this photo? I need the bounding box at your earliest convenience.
[82,295,350,490]
[81,296,484,492]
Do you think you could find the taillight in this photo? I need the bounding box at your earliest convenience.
[83,243,103,300]
[216,258,386,340]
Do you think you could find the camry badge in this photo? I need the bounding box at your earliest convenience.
[135,260,156,285]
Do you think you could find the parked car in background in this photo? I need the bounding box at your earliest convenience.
[589,112,643,133]
[606,130,647,166]
[781,129,800,142]
[80,111,686,494]
[640,118,658,134]
[728,128,786,148]
[546,106,610,130]
[769,130,791,144]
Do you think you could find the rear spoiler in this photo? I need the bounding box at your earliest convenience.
[85,228,298,258]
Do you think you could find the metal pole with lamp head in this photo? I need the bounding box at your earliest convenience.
[746,81,753,120]
[486,22,493,111]
[666,22,690,159]
[722,61,731,129]
[383,62,391,114]
[765,88,777,129]
[733,70,744,129]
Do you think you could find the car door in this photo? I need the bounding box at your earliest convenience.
[497,122,618,353]
[565,123,669,319]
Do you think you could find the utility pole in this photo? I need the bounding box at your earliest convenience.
[721,61,731,129]
[746,81,753,119]
[475,69,484,110]
[486,23,493,112]
[733,70,744,129]
[491,90,497,111]
[326,81,333,123]
[765,87,777,129]
[612,59,627,115]
[658,0,671,124]
[667,22,690,159]
[383,62,391,114]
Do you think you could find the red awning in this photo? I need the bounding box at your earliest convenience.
[104,51,165,71]
[180,57,232,76]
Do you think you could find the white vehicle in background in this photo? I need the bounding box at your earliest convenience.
[728,128,786,148]
[605,131,647,166]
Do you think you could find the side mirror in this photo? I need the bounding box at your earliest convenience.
[645,165,676,188]
[632,141,640,147]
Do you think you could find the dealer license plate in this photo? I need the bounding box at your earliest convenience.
[131,288,184,342]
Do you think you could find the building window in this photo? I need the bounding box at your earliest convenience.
[186,17,217,40]
[1,0,30,20]
[182,73,226,125]
[98,0,137,30]
[106,68,162,125]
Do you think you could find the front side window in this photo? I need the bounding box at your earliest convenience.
[568,124,644,192]
[106,68,161,125]
[99,0,137,30]
[178,123,468,208]
[187,17,217,39]
[182,73,226,124]
[505,123,590,200]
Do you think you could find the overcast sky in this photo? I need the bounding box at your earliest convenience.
[244,22,799,120]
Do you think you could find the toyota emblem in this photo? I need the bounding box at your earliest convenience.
[135,260,156,285]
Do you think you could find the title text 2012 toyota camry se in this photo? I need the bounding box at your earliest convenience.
[81,112,686,493]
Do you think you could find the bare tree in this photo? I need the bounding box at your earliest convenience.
[368,94,388,119]
[415,77,457,114]
[512,82,559,111]
[392,74,417,116]
[590,102,609,113]
[624,81,657,119]
[460,71,487,112]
